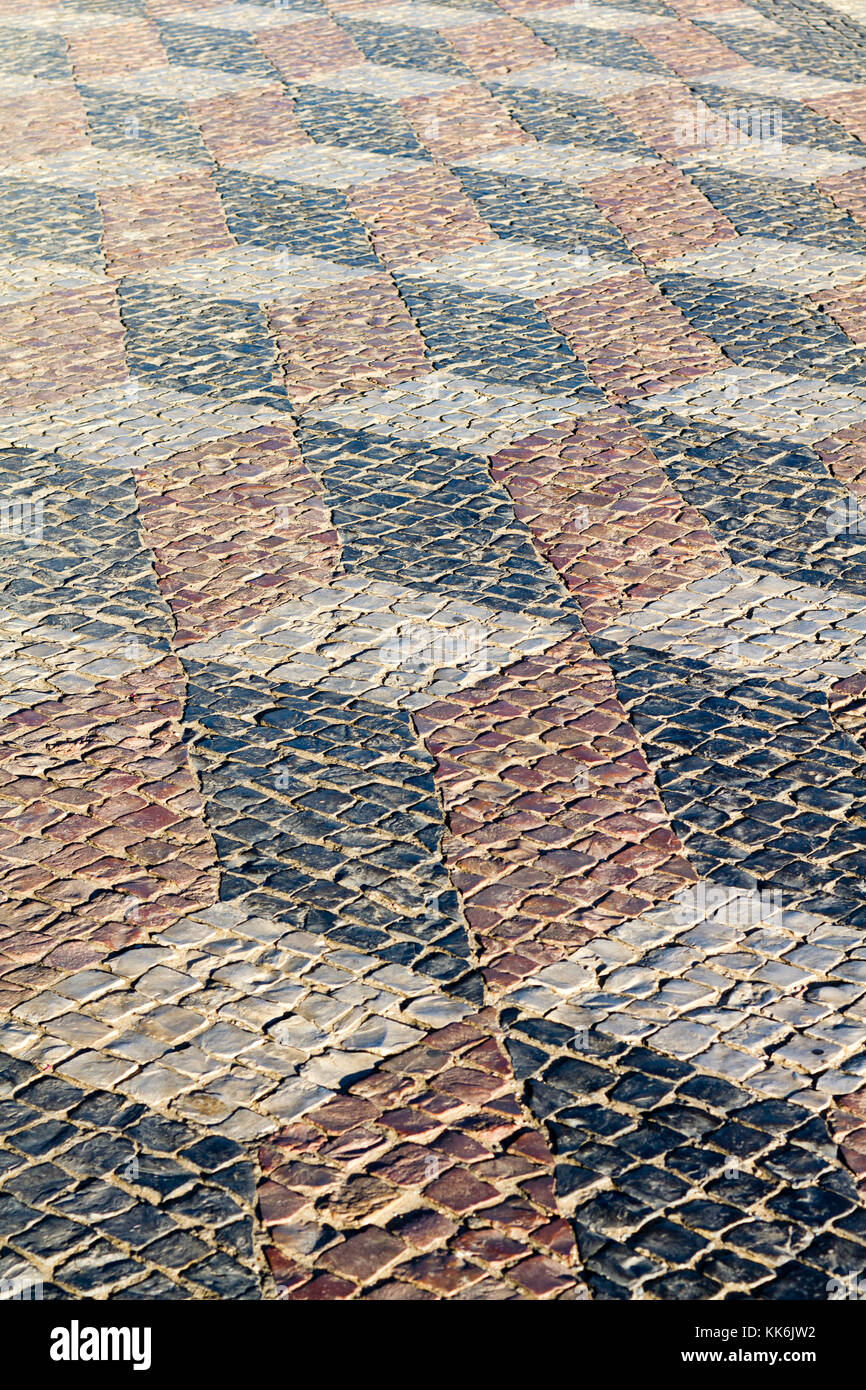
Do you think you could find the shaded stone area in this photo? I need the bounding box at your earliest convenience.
[183,663,478,996]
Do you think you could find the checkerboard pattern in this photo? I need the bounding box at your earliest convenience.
[3,0,866,1303]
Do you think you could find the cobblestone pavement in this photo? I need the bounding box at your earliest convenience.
[2,0,866,1304]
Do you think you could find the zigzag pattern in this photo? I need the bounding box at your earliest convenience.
[1,0,866,1302]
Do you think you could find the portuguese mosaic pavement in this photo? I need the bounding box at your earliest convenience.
[2,0,866,1303]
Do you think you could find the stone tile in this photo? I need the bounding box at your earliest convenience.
[1,383,290,468]
[0,146,204,187]
[660,234,866,293]
[597,563,866,686]
[414,631,695,965]
[399,81,532,162]
[66,19,168,81]
[176,574,573,702]
[0,81,88,160]
[226,144,429,190]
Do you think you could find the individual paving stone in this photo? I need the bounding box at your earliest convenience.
[629,414,866,593]
[271,272,431,410]
[414,631,696,978]
[99,172,234,277]
[489,410,727,633]
[135,424,339,647]
[298,422,575,614]
[0,1050,262,1298]
[583,160,736,263]
[257,1012,586,1299]
[345,165,495,272]
[540,269,725,400]
[594,645,866,914]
